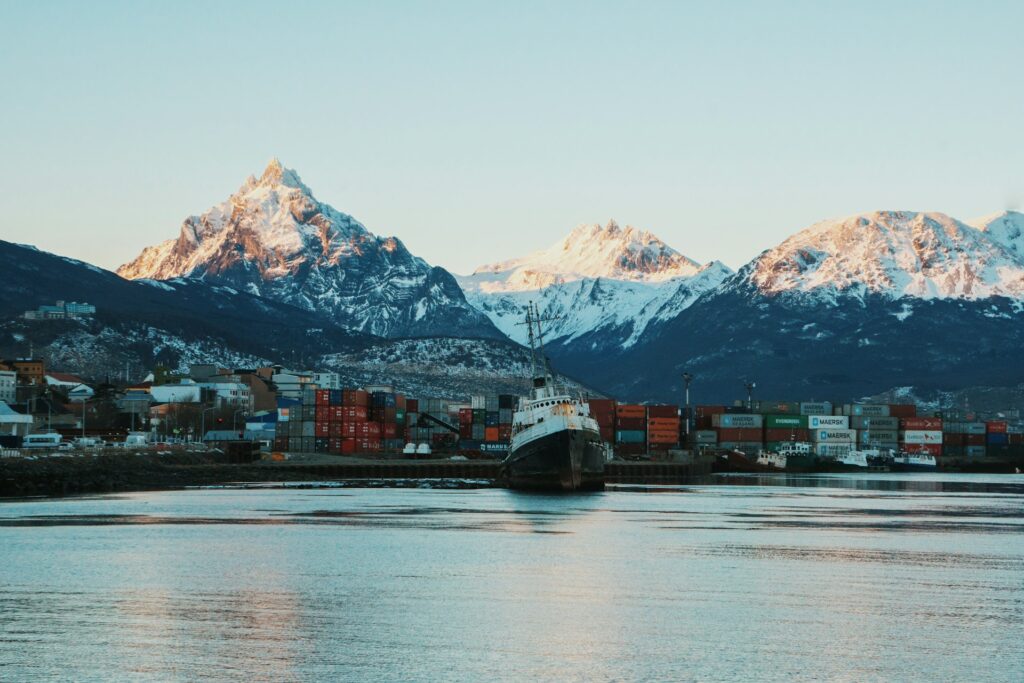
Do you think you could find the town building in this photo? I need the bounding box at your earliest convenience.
[0,371,15,404]
[0,402,33,437]
[1,359,45,386]
[23,300,97,320]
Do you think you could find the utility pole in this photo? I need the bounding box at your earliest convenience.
[681,372,693,442]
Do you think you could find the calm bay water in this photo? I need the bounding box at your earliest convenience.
[1,474,1022,682]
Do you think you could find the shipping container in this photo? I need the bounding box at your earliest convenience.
[765,415,808,429]
[485,412,500,427]
[616,430,646,444]
[901,417,943,430]
[765,428,810,442]
[647,405,679,418]
[842,404,890,417]
[717,427,764,442]
[799,401,832,416]
[616,404,646,419]
[717,442,761,455]
[484,426,500,441]
[499,394,517,409]
[647,430,679,445]
[470,395,486,410]
[987,432,1009,445]
[900,430,943,444]
[986,421,1008,433]
[851,416,899,429]
[887,404,917,418]
[696,405,726,417]
[754,401,798,415]
[859,429,898,444]
[814,442,853,457]
[965,445,987,457]
[712,414,763,428]
[807,415,849,429]
[315,390,330,406]
[902,443,942,456]
[942,433,965,446]
[695,430,718,444]
[812,428,856,443]
[617,417,646,431]
[499,408,513,424]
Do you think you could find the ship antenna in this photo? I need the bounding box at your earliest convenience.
[533,301,555,384]
[524,302,539,380]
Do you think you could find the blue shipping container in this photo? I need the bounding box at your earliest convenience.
[616,430,646,444]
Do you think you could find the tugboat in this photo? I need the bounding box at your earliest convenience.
[890,450,938,472]
[503,303,605,491]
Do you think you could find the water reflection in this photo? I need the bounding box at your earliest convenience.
[1,477,1022,681]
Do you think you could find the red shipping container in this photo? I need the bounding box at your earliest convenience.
[965,434,985,445]
[1010,433,1023,445]
[485,426,500,441]
[342,406,368,421]
[329,422,344,438]
[329,406,344,422]
[599,426,614,443]
[396,394,406,409]
[617,417,646,430]
[459,425,473,439]
[459,408,473,424]
[383,423,397,438]
[694,416,713,429]
[986,421,1008,433]
[406,398,419,412]
[943,433,965,446]
[902,444,942,455]
[888,404,917,418]
[315,422,330,437]
[316,405,330,422]
[765,428,810,441]
[616,404,646,419]
[498,426,512,441]
[718,428,763,442]
[329,437,343,453]
[341,438,356,454]
[316,389,331,406]
[366,422,381,437]
[647,405,679,418]
[587,399,616,414]
[902,417,942,430]
[343,389,369,407]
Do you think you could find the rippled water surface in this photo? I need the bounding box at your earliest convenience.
[2,473,1023,682]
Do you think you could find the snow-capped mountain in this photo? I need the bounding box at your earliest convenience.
[747,210,1024,302]
[118,160,501,339]
[460,220,732,349]
[970,210,1024,258]
[469,220,702,293]
[557,209,1024,403]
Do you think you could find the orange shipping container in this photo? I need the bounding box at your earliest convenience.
[648,417,680,429]
[648,431,680,444]
[484,427,500,441]
[616,404,646,419]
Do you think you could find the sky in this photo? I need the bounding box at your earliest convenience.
[1,1,1022,275]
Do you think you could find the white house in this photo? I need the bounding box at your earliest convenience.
[198,382,254,410]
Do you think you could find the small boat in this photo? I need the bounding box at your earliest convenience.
[755,450,787,470]
[890,451,938,472]
[831,448,871,469]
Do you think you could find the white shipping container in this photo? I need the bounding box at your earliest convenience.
[900,430,943,444]
[808,415,849,429]
[814,442,853,457]
[812,428,856,443]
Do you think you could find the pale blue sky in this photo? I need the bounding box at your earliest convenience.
[1,1,1022,274]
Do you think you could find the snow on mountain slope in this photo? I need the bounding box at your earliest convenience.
[747,210,1024,302]
[118,159,501,339]
[970,210,1024,258]
[470,220,702,292]
[460,221,731,348]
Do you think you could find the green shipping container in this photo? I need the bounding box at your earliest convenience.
[766,415,808,428]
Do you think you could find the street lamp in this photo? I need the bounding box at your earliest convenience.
[744,381,756,411]
[681,372,694,441]
[200,405,217,444]
[232,408,246,432]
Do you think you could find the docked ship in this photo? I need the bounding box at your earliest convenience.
[503,304,606,491]
[890,452,938,472]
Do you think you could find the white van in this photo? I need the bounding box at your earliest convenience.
[22,433,63,449]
